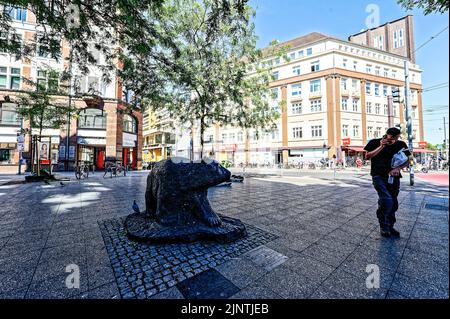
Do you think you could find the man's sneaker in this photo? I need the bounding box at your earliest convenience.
[380,225,391,238]
[390,227,400,237]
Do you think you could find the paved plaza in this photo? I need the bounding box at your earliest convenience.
[0,170,448,299]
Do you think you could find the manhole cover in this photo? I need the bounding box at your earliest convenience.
[425,204,448,211]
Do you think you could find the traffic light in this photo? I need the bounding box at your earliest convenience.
[392,87,401,103]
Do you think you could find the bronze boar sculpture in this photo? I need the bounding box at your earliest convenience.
[124,158,247,243]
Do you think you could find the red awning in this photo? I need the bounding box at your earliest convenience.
[413,149,434,153]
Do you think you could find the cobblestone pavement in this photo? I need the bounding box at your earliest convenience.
[0,171,448,299]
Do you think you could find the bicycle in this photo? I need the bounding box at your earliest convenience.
[75,161,89,180]
[103,161,127,178]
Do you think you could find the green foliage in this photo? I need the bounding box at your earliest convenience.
[14,69,78,137]
[397,0,449,14]
[120,0,284,157]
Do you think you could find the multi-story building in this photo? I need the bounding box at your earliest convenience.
[142,109,176,163]
[196,16,423,165]
[0,5,142,173]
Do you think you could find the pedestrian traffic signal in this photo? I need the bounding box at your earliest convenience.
[392,87,401,103]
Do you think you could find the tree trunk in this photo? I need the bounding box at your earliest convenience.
[200,114,205,160]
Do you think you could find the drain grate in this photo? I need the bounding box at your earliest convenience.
[425,204,449,211]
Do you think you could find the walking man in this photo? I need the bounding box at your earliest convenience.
[364,127,411,238]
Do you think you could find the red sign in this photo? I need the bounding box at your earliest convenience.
[418,141,428,148]
[342,138,351,146]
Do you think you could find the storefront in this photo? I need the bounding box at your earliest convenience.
[123,114,138,169]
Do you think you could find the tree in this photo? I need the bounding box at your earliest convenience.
[397,0,449,15]
[120,0,283,159]
[0,0,168,83]
[14,70,78,175]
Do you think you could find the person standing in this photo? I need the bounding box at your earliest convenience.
[364,127,411,238]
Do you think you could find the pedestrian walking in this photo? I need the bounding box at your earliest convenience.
[364,127,412,238]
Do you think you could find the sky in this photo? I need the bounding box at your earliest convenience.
[249,0,449,145]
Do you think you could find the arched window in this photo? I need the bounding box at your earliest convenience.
[78,108,106,129]
[0,102,20,125]
[123,114,137,133]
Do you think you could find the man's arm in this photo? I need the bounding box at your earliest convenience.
[365,140,387,160]
[389,155,413,176]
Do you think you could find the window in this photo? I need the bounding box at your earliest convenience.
[310,79,321,93]
[271,88,279,100]
[375,66,380,76]
[7,6,27,22]
[252,131,259,141]
[393,31,398,48]
[412,107,416,119]
[310,99,322,112]
[352,99,359,112]
[393,105,398,117]
[367,126,373,139]
[207,135,214,142]
[37,70,59,92]
[291,102,302,115]
[272,71,279,80]
[237,131,243,142]
[374,84,380,96]
[0,102,20,125]
[366,64,372,73]
[383,85,388,97]
[289,52,296,60]
[10,68,20,89]
[78,108,107,129]
[222,133,227,143]
[342,124,349,137]
[341,98,348,111]
[292,127,302,139]
[375,127,382,138]
[392,70,397,78]
[343,59,347,68]
[271,129,279,141]
[292,65,301,76]
[352,79,358,91]
[365,82,371,95]
[399,29,404,47]
[306,48,312,56]
[353,125,360,137]
[291,84,301,97]
[0,67,7,89]
[375,103,381,114]
[298,50,304,57]
[229,133,235,142]
[274,58,280,65]
[378,35,384,50]
[383,68,389,77]
[311,61,320,72]
[353,61,357,71]
[366,102,372,114]
[340,78,347,91]
[384,104,388,115]
[311,125,322,138]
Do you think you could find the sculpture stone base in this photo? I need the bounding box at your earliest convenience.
[125,213,247,244]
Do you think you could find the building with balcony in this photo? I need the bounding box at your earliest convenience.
[0,5,142,173]
[142,108,176,163]
[195,16,423,166]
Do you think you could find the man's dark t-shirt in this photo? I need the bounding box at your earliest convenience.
[364,139,411,177]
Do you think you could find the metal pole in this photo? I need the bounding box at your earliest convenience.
[17,117,23,175]
[444,116,448,160]
[404,60,414,186]
[387,95,394,127]
[65,40,73,171]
